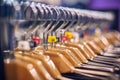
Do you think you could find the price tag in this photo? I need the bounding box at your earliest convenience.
[48,36,57,43]
[18,41,30,50]
[72,32,79,42]
[95,28,101,36]
[65,31,73,39]
[62,35,68,41]
[32,36,40,45]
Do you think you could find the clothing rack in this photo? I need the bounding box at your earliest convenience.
[0,0,115,80]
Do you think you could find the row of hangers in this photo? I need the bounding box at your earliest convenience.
[3,1,120,80]
[5,31,120,80]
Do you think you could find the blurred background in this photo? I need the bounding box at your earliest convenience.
[38,0,120,31]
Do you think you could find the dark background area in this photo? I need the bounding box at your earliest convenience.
[60,0,120,31]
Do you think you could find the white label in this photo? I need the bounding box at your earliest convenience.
[72,32,79,42]
[18,41,30,50]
